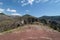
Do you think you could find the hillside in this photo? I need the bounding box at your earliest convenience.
[0,13,60,32]
[0,13,22,32]
[39,16,60,32]
[0,24,60,40]
[0,13,11,21]
[39,16,60,21]
[0,13,60,40]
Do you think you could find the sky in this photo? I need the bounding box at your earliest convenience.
[0,0,60,17]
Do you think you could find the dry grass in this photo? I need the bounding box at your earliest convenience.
[0,24,60,40]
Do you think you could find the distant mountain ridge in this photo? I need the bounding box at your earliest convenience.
[0,13,60,32]
[39,16,60,21]
[0,13,5,15]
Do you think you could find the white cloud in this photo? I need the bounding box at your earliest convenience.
[22,3,28,6]
[18,0,60,6]
[21,0,49,6]
[20,0,60,6]
[11,10,16,13]
[0,2,3,5]
[0,8,5,13]
[21,0,34,6]
[21,0,25,3]
[7,8,16,13]
[11,13,21,16]
[6,8,21,16]
[28,0,34,5]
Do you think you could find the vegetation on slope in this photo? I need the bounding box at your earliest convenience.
[39,16,60,32]
[0,13,60,32]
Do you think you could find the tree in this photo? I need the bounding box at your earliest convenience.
[40,19,47,24]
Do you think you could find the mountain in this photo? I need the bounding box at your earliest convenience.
[0,13,60,32]
[22,14,39,24]
[0,13,11,21]
[0,13,60,40]
[0,13,5,15]
[22,14,36,18]
[39,16,60,21]
[0,13,21,32]
[39,16,60,31]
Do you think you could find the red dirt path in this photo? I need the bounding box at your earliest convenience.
[0,25,60,40]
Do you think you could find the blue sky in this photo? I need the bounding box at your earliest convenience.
[0,0,60,17]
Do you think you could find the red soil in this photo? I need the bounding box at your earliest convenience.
[0,25,60,40]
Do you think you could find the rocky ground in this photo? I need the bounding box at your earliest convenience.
[0,24,60,40]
